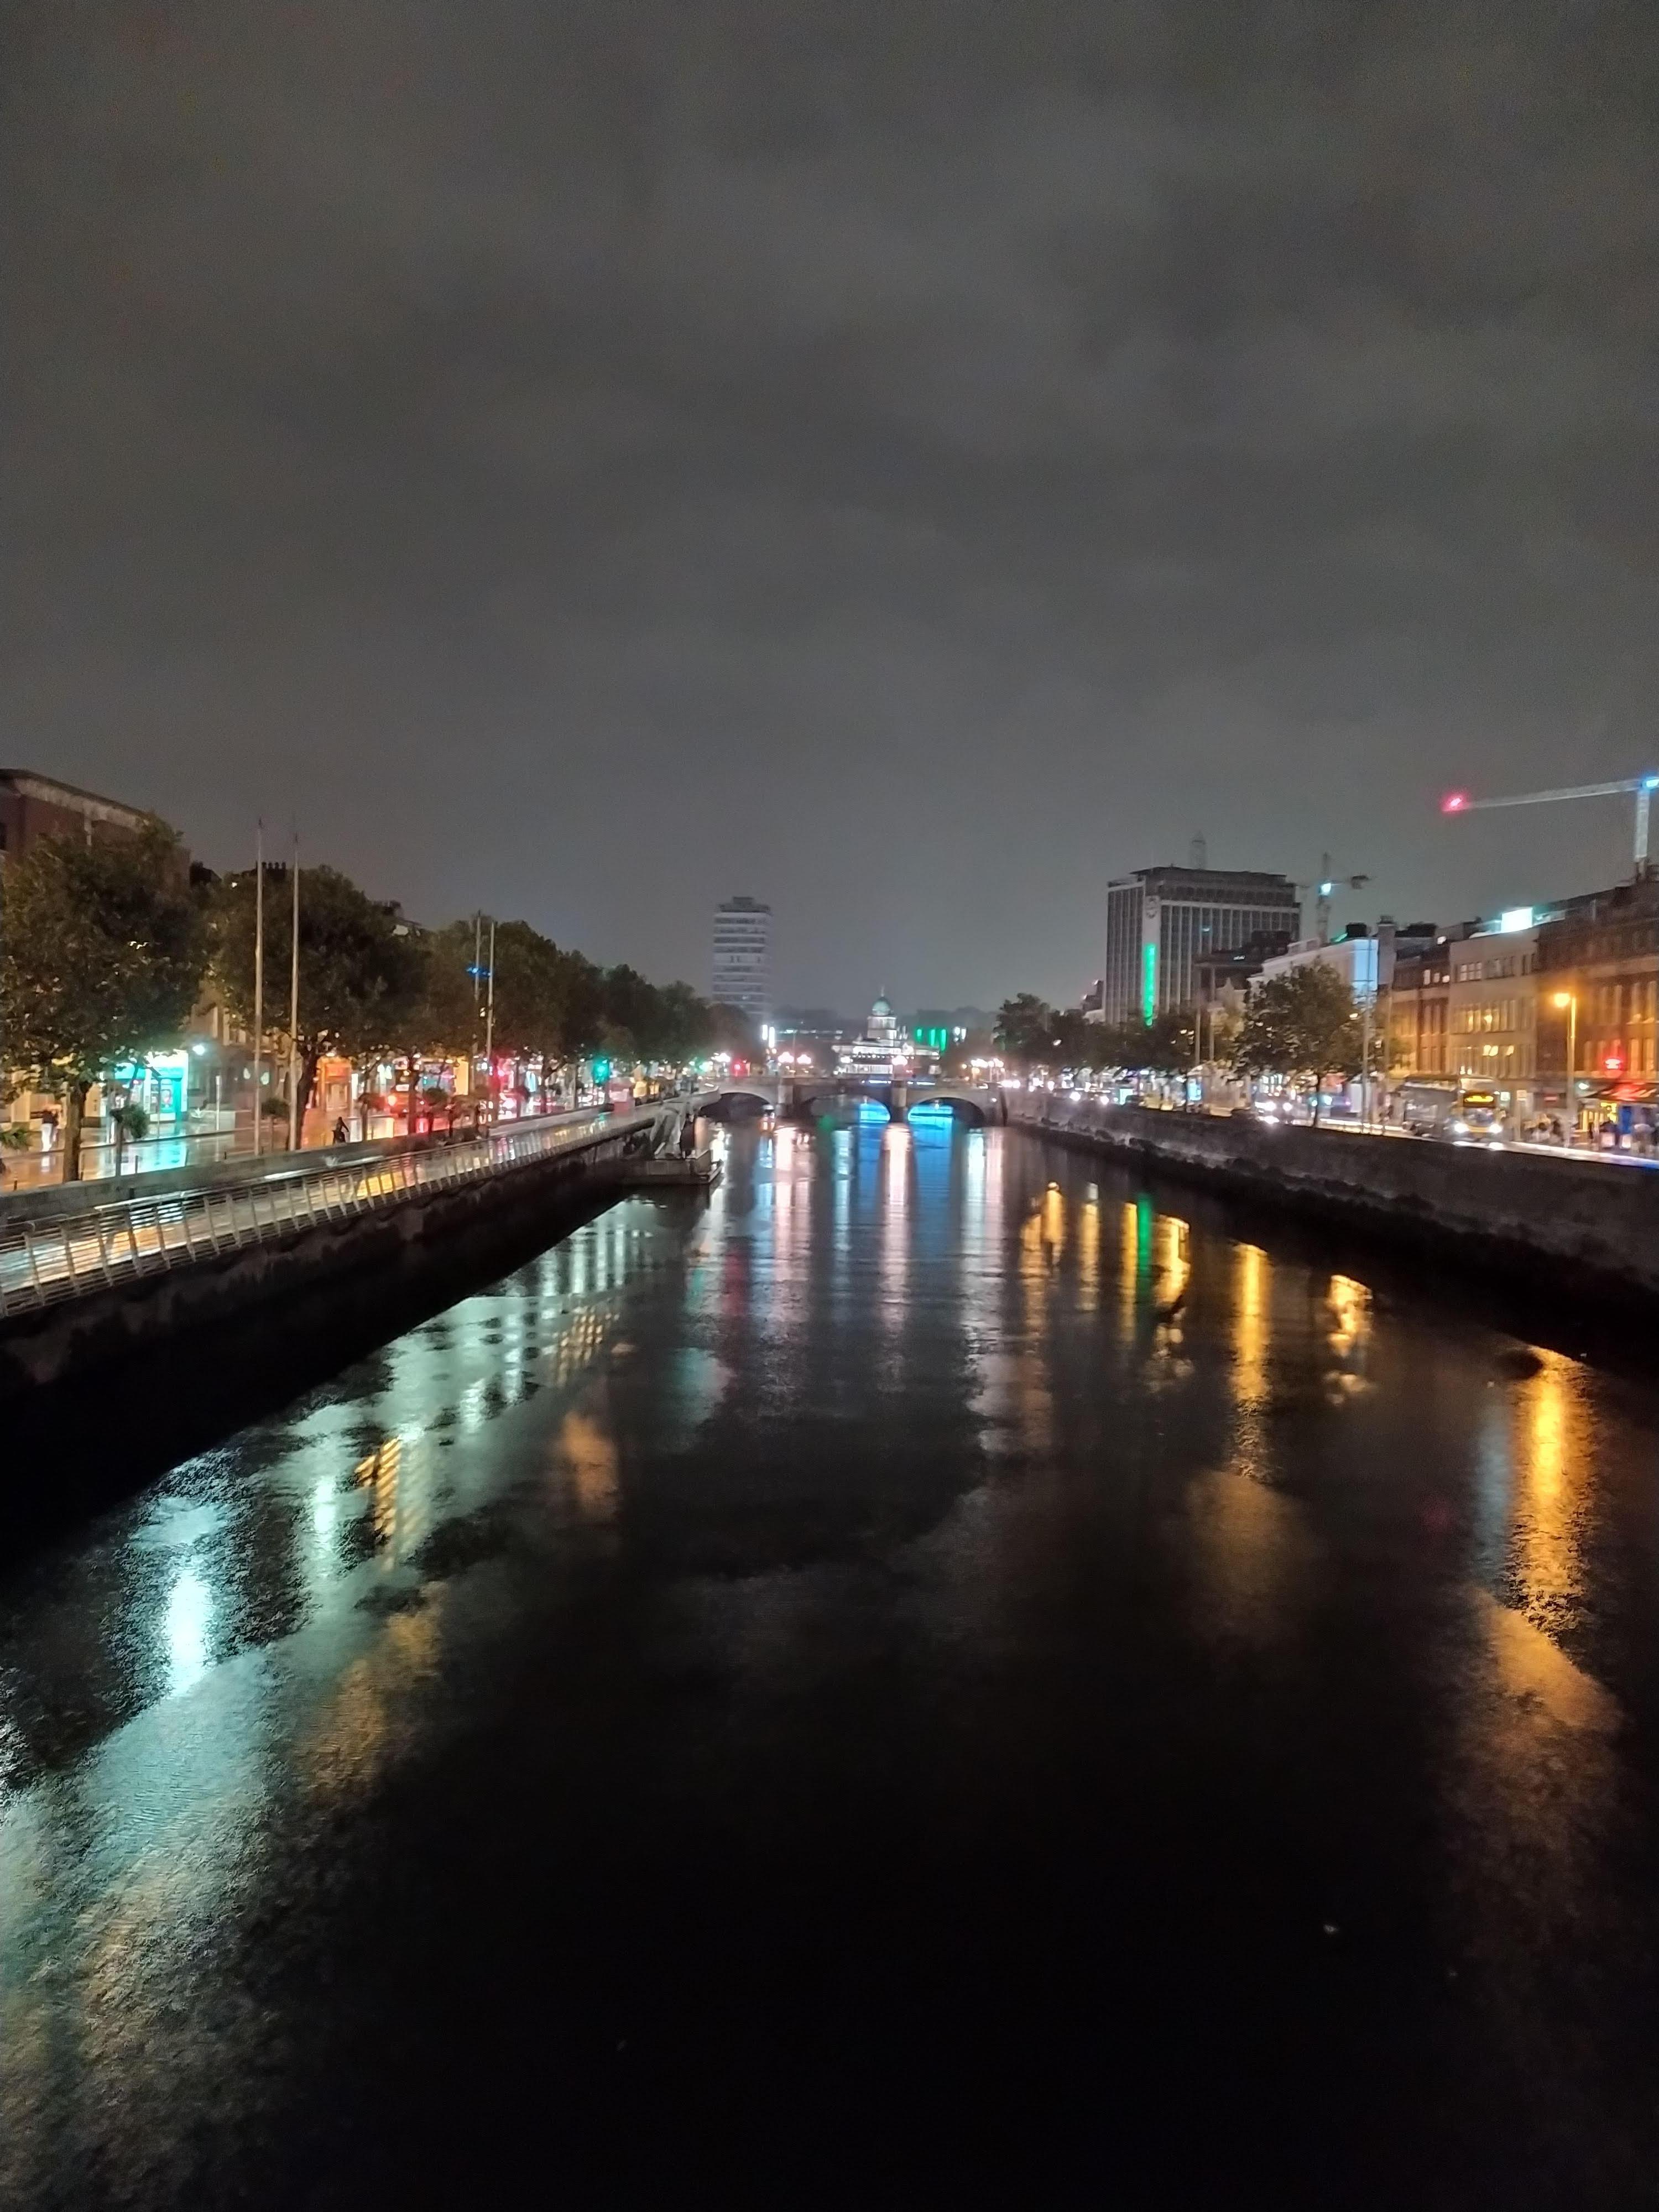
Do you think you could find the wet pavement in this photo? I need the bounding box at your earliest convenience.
[4,1113,1659,2206]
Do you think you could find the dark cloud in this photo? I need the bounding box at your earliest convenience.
[4,0,1657,1004]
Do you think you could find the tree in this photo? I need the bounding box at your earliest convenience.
[210,864,424,1133]
[0,819,206,1180]
[1230,965,1364,1124]
[1048,1009,1094,1070]
[1086,1010,1193,1077]
[994,994,1053,1068]
[706,998,760,1063]
[412,921,484,1063]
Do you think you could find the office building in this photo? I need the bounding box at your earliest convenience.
[711,895,773,1024]
[1102,865,1301,1025]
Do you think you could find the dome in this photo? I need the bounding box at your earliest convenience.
[871,995,891,1017]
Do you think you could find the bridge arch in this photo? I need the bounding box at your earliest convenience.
[903,1089,991,1126]
[790,1084,896,1123]
[696,1088,774,1122]
[687,1076,1003,1129]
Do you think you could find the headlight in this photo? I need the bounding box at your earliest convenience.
[1449,1119,1467,1135]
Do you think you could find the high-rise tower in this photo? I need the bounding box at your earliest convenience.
[711,895,773,1024]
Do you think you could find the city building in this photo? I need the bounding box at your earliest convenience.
[0,768,154,861]
[1536,878,1659,1137]
[1388,935,1457,1081]
[711,895,773,1025]
[1103,864,1301,1025]
[1189,930,1297,1064]
[1446,912,1545,1113]
[837,995,911,1078]
[912,1006,995,1054]
[1256,920,1401,1000]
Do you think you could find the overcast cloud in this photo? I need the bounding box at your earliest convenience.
[4,0,1657,1008]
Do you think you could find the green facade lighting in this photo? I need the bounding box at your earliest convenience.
[1141,943,1158,1022]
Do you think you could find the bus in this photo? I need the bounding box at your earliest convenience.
[1396,1081,1504,1139]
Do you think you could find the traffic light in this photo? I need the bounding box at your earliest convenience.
[592,1057,611,1083]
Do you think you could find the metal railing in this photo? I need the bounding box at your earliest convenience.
[0,1110,649,1320]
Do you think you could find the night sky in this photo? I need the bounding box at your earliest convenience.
[5,2,1656,1010]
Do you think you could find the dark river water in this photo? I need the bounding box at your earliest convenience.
[5,1114,1659,2208]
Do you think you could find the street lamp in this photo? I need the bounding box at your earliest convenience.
[1552,990,1578,1142]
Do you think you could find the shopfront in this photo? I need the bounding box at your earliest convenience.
[106,1050,190,1124]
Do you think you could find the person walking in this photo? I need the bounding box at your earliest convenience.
[332,1115,350,1146]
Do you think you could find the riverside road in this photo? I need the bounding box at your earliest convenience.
[4,1113,1659,2207]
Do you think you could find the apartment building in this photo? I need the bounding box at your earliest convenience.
[1447,917,1543,1103]
[1388,935,1455,1078]
[1536,878,1659,1134]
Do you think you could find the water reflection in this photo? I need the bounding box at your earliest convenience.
[3,1123,1659,2201]
[1233,1242,1270,1418]
[555,1408,620,1521]
[164,1567,211,1698]
[1077,1185,1100,1313]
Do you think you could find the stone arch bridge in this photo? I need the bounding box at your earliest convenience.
[690,1075,1004,1126]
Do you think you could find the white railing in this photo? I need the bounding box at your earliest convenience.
[0,1111,650,1319]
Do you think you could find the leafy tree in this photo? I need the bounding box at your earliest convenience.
[1048,1008,1094,1069]
[653,979,710,1064]
[108,1100,150,1174]
[0,818,205,1179]
[488,922,575,1065]
[1085,1011,1192,1076]
[210,864,424,1130]
[706,998,760,1063]
[599,963,660,1066]
[1230,965,1364,1124]
[412,921,486,1062]
[994,993,1053,1068]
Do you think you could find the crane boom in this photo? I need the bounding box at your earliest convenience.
[1442,773,1659,870]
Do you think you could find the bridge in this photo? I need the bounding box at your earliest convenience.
[691,1074,1005,1125]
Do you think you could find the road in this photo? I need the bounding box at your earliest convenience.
[3,1114,1659,2206]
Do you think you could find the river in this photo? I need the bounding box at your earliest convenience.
[3,1112,1659,2206]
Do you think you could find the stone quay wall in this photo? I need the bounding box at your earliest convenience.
[1011,1097,1659,1303]
[0,1119,646,1406]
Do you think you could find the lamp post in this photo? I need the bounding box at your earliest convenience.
[1552,990,1578,1143]
[251,823,264,1159]
[286,831,301,1154]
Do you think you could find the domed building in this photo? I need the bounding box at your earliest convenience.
[834,994,938,1079]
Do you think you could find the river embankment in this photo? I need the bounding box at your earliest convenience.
[0,1114,654,1416]
[1013,1095,1659,1303]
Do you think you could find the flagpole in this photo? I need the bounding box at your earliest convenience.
[252,822,264,1159]
[483,918,497,1124]
[287,830,301,1152]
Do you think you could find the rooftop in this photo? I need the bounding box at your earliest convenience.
[0,769,153,829]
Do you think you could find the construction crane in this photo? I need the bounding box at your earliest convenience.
[1442,774,1659,873]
